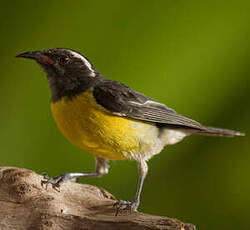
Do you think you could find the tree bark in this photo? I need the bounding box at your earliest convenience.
[0,166,196,230]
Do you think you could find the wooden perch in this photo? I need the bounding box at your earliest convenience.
[0,167,196,230]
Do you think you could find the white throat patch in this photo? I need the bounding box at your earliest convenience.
[69,50,96,77]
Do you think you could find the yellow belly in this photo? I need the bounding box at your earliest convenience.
[51,89,157,160]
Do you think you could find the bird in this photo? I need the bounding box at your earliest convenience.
[16,48,244,213]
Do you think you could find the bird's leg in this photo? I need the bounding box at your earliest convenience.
[114,159,148,215]
[41,157,109,190]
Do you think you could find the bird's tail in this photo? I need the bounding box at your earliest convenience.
[196,126,245,137]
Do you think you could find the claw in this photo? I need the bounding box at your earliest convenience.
[113,200,138,216]
[40,173,61,192]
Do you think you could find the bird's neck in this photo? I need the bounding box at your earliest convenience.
[48,74,103,103]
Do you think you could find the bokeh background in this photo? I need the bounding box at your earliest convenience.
[0,1,249,229]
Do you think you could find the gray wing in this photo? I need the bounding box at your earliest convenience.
[125,100,203,129]
[93,79,203,130]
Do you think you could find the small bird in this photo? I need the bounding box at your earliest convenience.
[16,48,244,213]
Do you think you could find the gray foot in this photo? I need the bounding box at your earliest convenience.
[113,200,138,216]
[41,173,73,191]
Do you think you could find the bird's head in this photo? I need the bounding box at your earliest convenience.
[16,48,101,101]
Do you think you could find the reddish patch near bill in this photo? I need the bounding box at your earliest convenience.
[42,56,54,65]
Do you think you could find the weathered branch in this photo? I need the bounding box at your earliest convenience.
[0,167,196,230]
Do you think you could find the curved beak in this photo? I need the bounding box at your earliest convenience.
[16,51,43,61]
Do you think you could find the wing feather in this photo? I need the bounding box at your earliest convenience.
[93,79,203,130]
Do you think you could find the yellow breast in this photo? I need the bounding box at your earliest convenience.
[50,89,156,160]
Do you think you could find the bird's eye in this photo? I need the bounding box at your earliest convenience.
[58,56,69,64]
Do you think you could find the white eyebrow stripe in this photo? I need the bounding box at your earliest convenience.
[68,50,96,77]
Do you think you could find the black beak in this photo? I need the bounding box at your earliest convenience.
[16,51,43,61]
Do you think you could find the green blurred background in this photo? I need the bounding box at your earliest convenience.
[0,0,249,229]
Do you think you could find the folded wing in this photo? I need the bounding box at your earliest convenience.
[93,79,203,130]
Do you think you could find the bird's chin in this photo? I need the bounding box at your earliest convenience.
[37,64,53,78]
